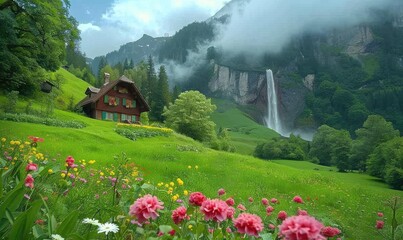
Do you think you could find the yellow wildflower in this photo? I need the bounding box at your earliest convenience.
[89,160,96,164]
[168,187,173,192]
[110,171,115,176]
[195,165,199,169]
[176,178,184,186]
[165,184,169,188]
[10,140,15,145]
[184,190,189,196]
[1,138,6,142]
[96,180,101,184]
[172,195,179,201]
[188,165,192,169]
[67,173,72,177]
[19,144,24,148]
[100,172,104,176]
[169,182,175,187]
[188,225,193,230]
[73,168,78,172]
[61,173,66,178]
[48,169,53,174]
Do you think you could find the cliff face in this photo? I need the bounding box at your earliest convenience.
[208,63,309,131]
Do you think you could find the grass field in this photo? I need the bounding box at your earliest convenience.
[211,99,278,154]
[0,69,402,239]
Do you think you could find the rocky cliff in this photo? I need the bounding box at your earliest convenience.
[208,63,309,132]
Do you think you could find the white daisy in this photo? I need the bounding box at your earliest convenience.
[51,234,64,240]
[97,222,119,234]
[82,218,101,226]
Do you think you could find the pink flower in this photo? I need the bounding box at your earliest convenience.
[171,206,189,224]
[266,205,275,215]
[189,192,207,206]
[279,215,325,240]
[248,197,254,203]
[322,226,341,237]
[200,199,229,222]
[24,174,34,189]
[376,220,384,229]
[65,156,75,168]
[129,194,164,224]
[226,197,235,206]
[271,198,278,204]
[293,195,304,204]
[25,163,38,172]
[226,227,232,233]
[237,204,247,211]
[377,212,384,217]
[277,211,287,221]
[268,224,276,230]
[297,209,308,216]
[261,198,269,205]
[233,213,264,238]
[218,188,226,196]
[227,207,235,219]
[168,229,176,236]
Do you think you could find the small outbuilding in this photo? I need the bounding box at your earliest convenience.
[76,73,150,123]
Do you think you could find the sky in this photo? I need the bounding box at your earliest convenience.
[69,0,228,58]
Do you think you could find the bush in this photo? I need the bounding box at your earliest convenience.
[0,113,86,128]
[115,123,173,141]
[254,136,307,160]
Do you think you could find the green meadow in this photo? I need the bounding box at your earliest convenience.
[0,70,402,239]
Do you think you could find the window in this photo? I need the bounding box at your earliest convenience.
[131,115,136,122]
[101,111,114,120]
[103,95,109,104]
[121,114,127,121]
[118,87,128,93]
[108,96,119,106]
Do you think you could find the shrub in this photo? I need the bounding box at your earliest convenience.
[0,113,86,128]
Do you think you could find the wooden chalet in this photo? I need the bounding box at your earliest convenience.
[76,73,150,123]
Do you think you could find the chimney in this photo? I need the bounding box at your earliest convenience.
[104,72,110,85]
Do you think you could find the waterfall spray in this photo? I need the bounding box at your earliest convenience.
[265,69,283,134]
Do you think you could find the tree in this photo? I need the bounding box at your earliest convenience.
[163,91,216,142]
[152,66,171,121]
[350,115,400,171]
[0,0,79,95]
[309,125,338,166]
[330,130,352,172]
[367,137,403,189]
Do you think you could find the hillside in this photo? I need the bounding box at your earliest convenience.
[0,69,402,239]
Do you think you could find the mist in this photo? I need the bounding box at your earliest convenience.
[215,0,396,55]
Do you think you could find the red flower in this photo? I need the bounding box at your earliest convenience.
[279,215,325,240]
[293,195,304,204]
[129,194,164,224]
[322,226,341,237]
[171,206,189,224]
[226,197,235,206]
[233,213,264,238]
[168,229,176,236]
[28,136,44,143]
[65,156,75,168]
[24,174,34,189]
[271,198,278,204]
[277,211,287,221]
[376,220,384,229]
[200,199,229,222]
[35,219,45,225]
[248,197,254,203]
[237,204,247,211]
[377,212,384,217]
[189,192,206,206]
[25,163,38,172]
[218,188,226,196]
[227,206,235,220]
[266,205,275,215]
[297,209,308,216]
[261,198,269,206]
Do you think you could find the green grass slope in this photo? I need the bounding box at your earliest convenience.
[211,99,278,154]
[0,70,401,239]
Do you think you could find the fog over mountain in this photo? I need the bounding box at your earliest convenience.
[215,0,397,55]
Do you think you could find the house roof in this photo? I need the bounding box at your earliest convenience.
[76,75,150,111]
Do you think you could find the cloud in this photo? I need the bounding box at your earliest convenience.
[215,0,396,55]
[78,23,101,33]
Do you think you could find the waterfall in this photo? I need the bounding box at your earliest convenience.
[265,69,283,135]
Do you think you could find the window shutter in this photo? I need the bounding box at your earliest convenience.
[116,97,120,106]
[121,114,126,121]
[113,113,118,122]
[133,100,137,108]
[104,95,108,103]
[122,98,126,107]
[132,115,136,122]
[102,111,107,120]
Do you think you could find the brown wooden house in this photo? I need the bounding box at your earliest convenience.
[76,74,150,122]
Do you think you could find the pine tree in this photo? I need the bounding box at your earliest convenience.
[153,65,171,121]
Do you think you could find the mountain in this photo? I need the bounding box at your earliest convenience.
[90,34,169,74]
